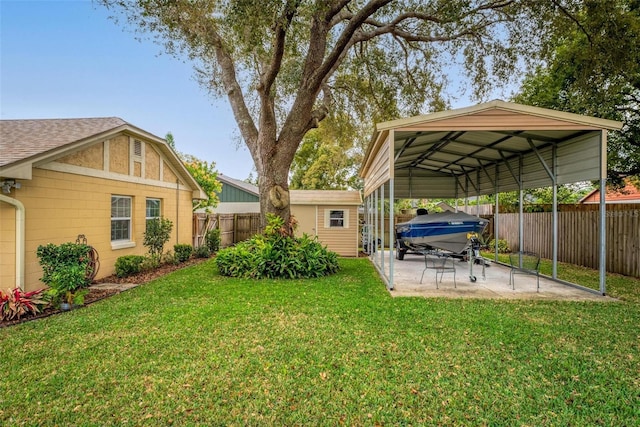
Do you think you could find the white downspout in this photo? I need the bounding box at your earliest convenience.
[0,194,25,289]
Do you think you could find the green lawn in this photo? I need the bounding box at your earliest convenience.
[1,258,638,426]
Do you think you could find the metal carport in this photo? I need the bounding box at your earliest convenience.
[360,100,623,294]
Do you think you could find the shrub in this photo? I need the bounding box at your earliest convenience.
[46,264,90,306]
[215,214,339,279]
[143,217,173,265]
[488,238,511,253]
[36,242,93,286]
[194,245,211,258]
[114,255,146,278]
[174,244,193,263]
[205,228,221,253]
[0,288,47,321]
[162,250,179,266]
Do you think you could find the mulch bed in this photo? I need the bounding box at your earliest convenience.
[1,257,209,329]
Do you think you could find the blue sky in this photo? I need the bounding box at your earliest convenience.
[1,0,252,179]
[1,1,515,182]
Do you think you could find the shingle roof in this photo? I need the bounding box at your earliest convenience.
[0,117,127,167]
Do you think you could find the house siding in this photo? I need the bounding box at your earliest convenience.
[0,203,17,287]
[1,130,198,292]
[219,185,259,203]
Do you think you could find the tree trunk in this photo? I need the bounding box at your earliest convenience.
[254,130,299,233]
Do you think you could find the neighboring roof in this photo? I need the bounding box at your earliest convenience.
[217,173,259,196]
[579,179,640,203]
[290,190,362,205]
[360,100,624,199]
[215,175,362,206]
[0,117,206,199]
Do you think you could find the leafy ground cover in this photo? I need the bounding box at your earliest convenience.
[1,258,638,425]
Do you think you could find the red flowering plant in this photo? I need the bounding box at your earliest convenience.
[0,288,48,321]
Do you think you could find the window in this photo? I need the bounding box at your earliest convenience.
[111,196,132,241]
[329,210,345,228]
[146,198,161,221]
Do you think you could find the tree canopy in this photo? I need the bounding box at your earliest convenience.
[514,0,640,185]
[166,132,222,211]
[100,0,605,227]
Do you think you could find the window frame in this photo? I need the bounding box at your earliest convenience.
[327,209,347,228]
[111,195,135,249]
[146,198,161,221]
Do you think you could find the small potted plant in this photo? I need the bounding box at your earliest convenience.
[46,265,90,310]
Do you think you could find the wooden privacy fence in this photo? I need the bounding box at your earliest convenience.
[494,205,639,277]
[362,204,639,277]
[193,213,262,249]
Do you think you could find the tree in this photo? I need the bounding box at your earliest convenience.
[101,0,587,231]
[513,0,640,185]
[289,114,362,190]
[166,132,222,211]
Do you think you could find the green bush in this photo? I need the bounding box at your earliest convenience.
[205,228,221,253]
[194,245,211,258]
[215,214,339,279]
[174,244,193,263]
[143,217,173,265]
[114,255,146,278]
[488,238,511,253]
[162,250,179,266]
[36,242,93,286]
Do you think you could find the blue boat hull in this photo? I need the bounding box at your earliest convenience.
[395,212,488,254]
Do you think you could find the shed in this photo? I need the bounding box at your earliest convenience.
[0,118,205,291]
[290,190,362,257]
[359,100,622,294]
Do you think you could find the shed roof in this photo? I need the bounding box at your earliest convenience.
[0,117,206,199]
[291,190,362,205]
[360,100,623,199]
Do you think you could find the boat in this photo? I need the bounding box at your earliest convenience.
[395,210,488,259]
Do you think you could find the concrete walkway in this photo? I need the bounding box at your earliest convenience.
[90,282,139,292]
[374,251,615,301]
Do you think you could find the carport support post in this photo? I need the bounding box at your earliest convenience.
[380,185,385,276]
[599,177,606,294]
[389,179,395,289]
[598,130,607,295]
[518,156,524,254]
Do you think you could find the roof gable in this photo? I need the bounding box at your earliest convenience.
[0,117,127,167]
[376,100,623,132]
[0,117,206,199]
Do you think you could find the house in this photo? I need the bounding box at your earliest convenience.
[579,178,640,203]
[212,173,260,213]
[0,118,206,291]
[204,175,362,256]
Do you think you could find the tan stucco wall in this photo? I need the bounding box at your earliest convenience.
[58,142,104,170]
[145,145,160,180]
[291,204,359,257]
[0,167,195,292]
[109,136,129,175]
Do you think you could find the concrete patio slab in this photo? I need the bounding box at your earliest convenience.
[373,251,615,301]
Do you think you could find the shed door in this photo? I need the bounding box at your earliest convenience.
[292,205,317,237]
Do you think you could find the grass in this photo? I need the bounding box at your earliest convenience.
[1,258,639,425]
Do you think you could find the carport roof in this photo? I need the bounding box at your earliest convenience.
[360,100,623,199]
